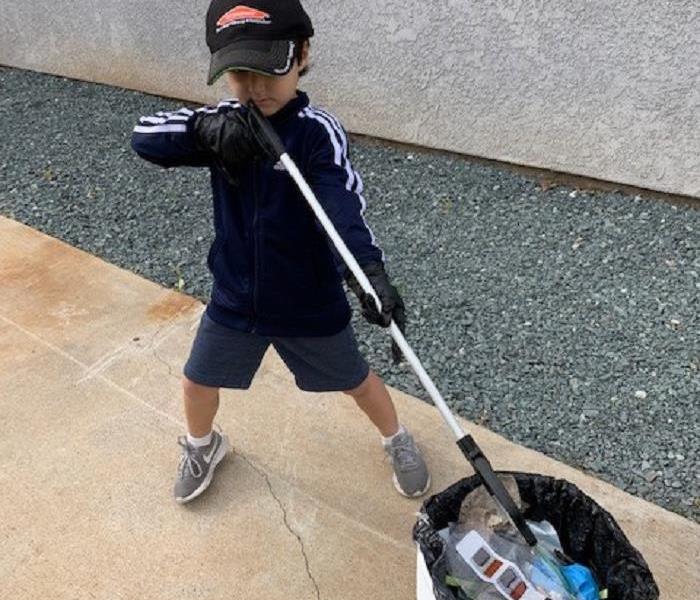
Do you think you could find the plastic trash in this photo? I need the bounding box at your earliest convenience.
[452,476,593,599]
[529,554,572,598]
[452,476,578,597]
[413,472,659,600]
[446,527,575,599]
[526,520,565,558]
[447,518,580,599]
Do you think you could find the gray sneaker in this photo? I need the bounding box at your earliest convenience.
[383,429,431,498]
[174,428,231,504]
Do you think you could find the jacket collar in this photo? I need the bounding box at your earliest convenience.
[265,90,309,125]
[228,91,309,125]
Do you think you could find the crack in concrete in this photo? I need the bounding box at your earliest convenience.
[73,303,317,596]
[152,346,179,382]
[142,304,201,383]
[238,453,321,600]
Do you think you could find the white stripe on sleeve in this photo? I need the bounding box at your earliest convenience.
[218,99,241,109]
[306,106,356,191]
[195,101,242,114]
[302,108,343,170]
[133,124,188,134]
[139,115,190,125]
[301,108,384,261]
[140,116,167,124]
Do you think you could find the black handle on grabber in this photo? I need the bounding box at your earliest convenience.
[246,100,287,159]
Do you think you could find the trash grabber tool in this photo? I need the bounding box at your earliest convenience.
[246,99,537,547]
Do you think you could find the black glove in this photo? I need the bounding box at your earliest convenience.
[192,109,275,184]
[345,262,407,364]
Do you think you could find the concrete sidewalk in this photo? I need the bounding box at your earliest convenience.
[1,216,697,599]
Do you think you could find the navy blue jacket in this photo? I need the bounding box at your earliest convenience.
[131,90,384,336]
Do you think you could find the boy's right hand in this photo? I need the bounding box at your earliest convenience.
[345,262,407,364]
[193,111,272,182]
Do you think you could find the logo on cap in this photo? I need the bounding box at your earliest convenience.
[216,5,272,33]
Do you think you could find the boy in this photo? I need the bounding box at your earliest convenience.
[131,0,431,504]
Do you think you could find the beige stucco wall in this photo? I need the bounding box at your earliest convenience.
[2,1,698,197]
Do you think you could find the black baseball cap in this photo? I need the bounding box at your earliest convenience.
[206,0,314,85]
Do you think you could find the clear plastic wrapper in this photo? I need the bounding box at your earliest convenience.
[444,523,576,600]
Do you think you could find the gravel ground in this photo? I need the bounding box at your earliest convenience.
[1,66,698,521]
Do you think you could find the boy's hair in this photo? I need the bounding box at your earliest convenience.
[295,38,311,77]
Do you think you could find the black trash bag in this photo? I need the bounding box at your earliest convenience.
[413,471,659,600]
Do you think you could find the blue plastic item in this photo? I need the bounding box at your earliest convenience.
[561,564,600,600]
[529,556,571,597]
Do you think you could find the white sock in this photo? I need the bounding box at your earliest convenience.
[187,430,213,448]
[382,424,406,446]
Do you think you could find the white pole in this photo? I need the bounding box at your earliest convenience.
[280,153,466,441]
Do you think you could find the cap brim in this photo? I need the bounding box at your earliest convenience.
[207,39,296,85]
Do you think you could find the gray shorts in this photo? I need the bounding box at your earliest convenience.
[183,311,370,392]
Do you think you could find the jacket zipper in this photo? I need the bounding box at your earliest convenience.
[251,160,259,334]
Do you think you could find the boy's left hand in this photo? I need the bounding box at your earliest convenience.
[345,262,407,364]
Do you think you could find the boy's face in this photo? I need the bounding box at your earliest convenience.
[224,41,310,117]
